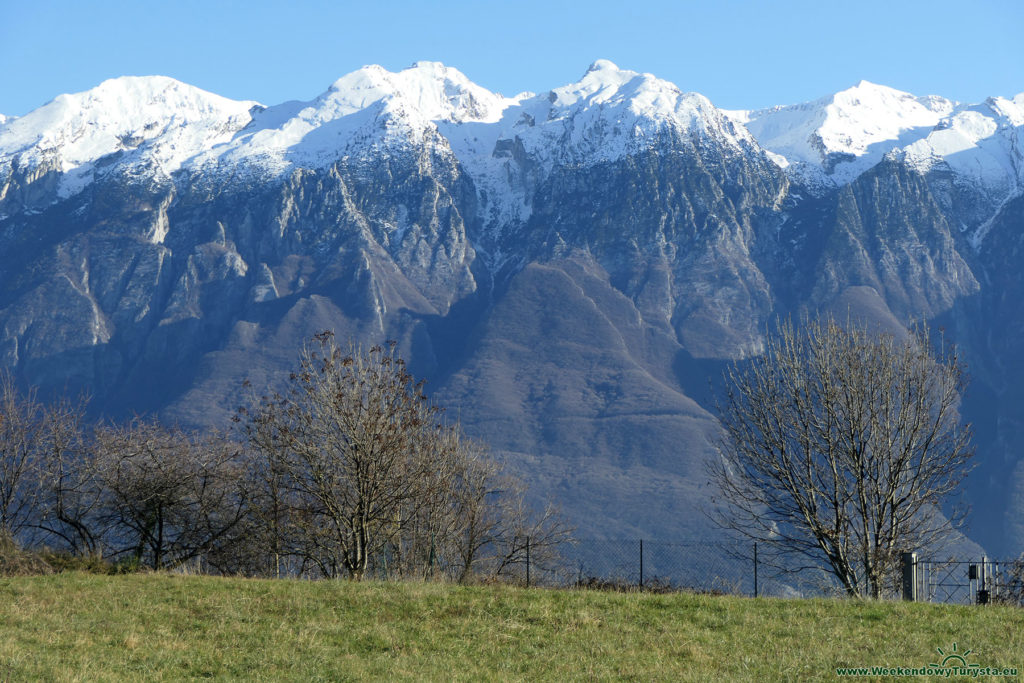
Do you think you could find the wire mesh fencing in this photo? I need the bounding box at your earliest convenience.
[490,541,1024,603]
[492,537,830,597]
[328,535,1024,603]
[241,535,937,598]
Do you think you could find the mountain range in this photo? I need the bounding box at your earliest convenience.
[1,61,1022,554]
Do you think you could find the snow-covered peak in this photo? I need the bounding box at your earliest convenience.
[560,59,641,103]
[825,81,955,153]
[557,60,642,103]
[585,58,619,74]
[0,76,257,160]
[989,92,1024,125]
[732,82,1024,242]
[734,81,954,186]
[441,60,756,234]
[543,59,729,134]
[0,64,522,200]
[483,58,754,166]
[323,61,510,124]
[897,94,1024,203]
[188,62,517,174]
[0,76,258,196]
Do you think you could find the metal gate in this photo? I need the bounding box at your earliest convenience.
[909,556,1022,604]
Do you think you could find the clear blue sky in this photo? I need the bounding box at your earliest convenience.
[2,0,1021,117]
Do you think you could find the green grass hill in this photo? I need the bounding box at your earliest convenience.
[0,572,1021,681]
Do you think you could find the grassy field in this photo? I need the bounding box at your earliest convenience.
[0,572,1021,681]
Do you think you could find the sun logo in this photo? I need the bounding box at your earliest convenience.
[929,642,981,669]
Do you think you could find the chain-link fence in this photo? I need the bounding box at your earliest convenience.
[347,536,1024,603]
[503,541,1024,603]
[490,538,839,597]
[558,539,756,594]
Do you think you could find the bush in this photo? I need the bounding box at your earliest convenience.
[0,532,53,576]
[34,549,133,575]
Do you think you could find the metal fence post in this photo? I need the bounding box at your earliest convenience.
[901,552,918,601]
[639,539,644,589]
[428,533,436,578]
[977,555,990,604]
[526,536,531,588]
[754,542,759,598]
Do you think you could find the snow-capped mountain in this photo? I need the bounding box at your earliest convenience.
[189,61,515,177]
[899,94,1024,199]
[474,59,756,166]
[2,60,775,256]
[727,81,954,186]
[4,63,1020,237]
[0,76,258,200]
[2,60,761,222]
[442,59,761,232]
[1,63,1023,555]
[731,81,1024,206]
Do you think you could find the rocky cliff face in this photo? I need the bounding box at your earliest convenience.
[1,62,1021,552]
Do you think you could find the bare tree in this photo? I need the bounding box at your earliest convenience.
[441,439,570,584]
[0,375,43,541]
[0,379,255,573]
[993,555,1024,607]
[709,317,974,598]
[382,434,572,584]
[241,334,447,579]
[240,332,571,581]
[32,393,106,556]
[94,419,248,570]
